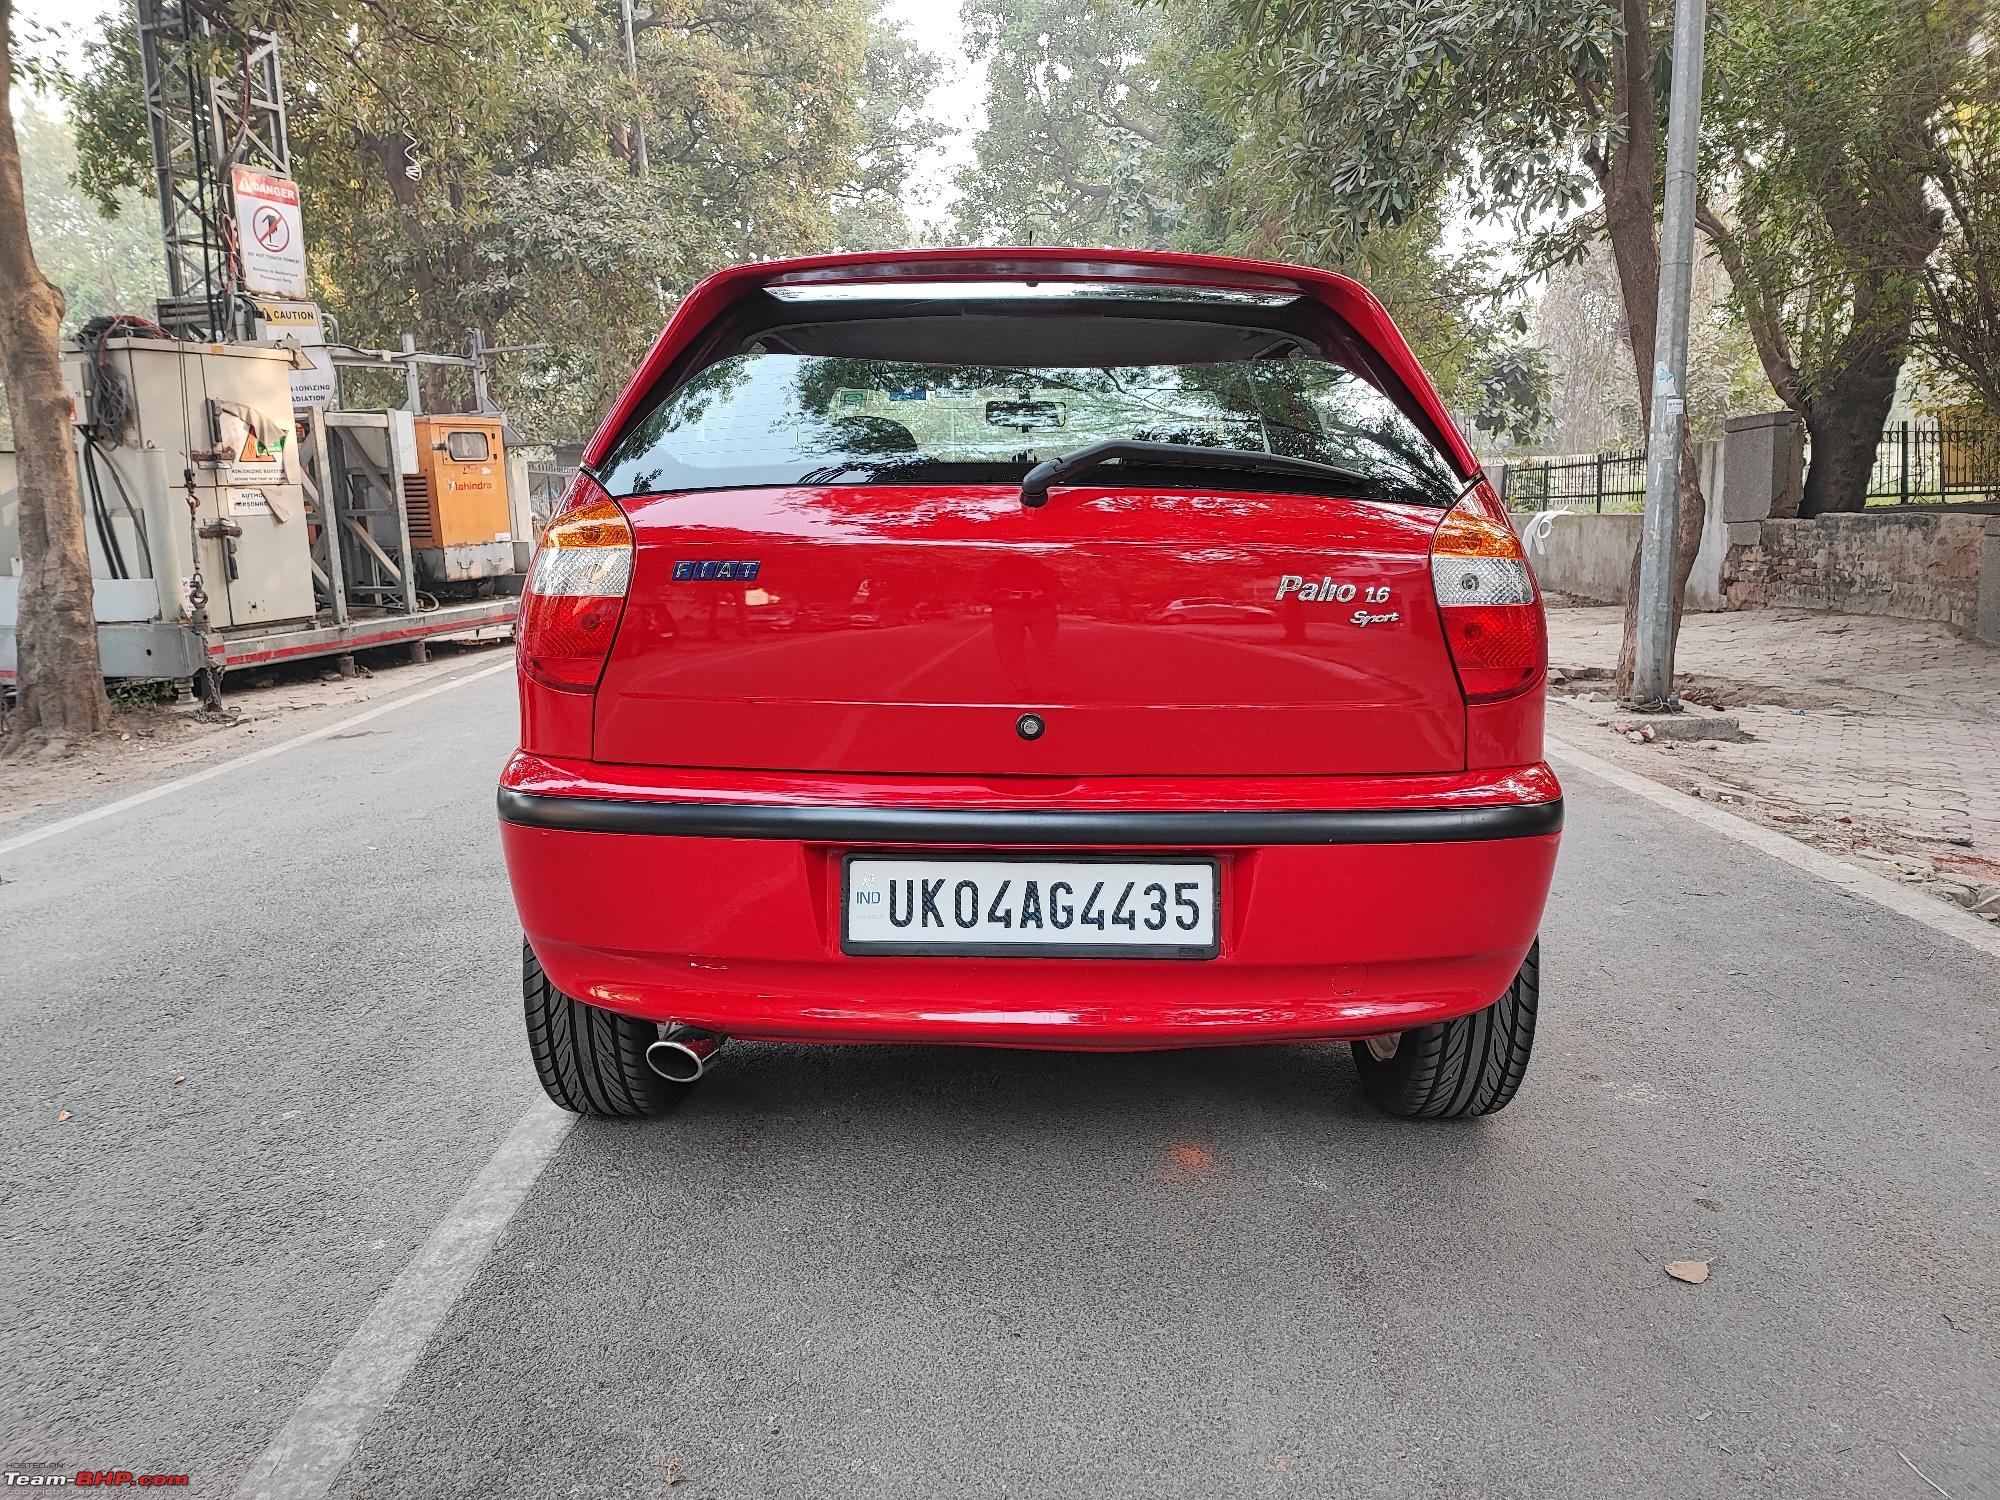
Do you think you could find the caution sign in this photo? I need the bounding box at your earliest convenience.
[252,296,338,409]
[232,167,309,299]
[251,298,318,333]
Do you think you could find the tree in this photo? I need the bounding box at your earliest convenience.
[0,98,168,448]
[1914,48,2000,418]
[1204,0,1706,698]
[951,0,1192,248]
[67,1,934,441]
[836,16,945,250]
[0,0,111,752]
[15,100,165,331]
[949,0,1512,399]
[1464,341,1554,448]
[1532,236,1769,454]
[1698,0,1977,514]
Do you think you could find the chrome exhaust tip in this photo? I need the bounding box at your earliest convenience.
[645,1027,724,1084]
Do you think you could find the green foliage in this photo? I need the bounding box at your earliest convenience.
[1464,341,1552,446]
[946,0,1522,397]
[951,0,1194,247]
[0,95,170,446]
[62,0,936,442]
[1210,0,1622,250]
[1700,0,1968,407]
[14,96,165,330]
[1203,0,1991,505]
[837,18,946,250]
[1915,37,2000,417]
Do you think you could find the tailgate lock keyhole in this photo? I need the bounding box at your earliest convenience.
[1015,713,1047,742]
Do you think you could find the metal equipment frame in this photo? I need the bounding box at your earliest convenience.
[299,409,422,623]
[137,0,292,340]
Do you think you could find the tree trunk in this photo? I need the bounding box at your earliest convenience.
[0,0,110,753]
[1600,6,1661,423]
[1599,0,1708,703]
[1796,198,1944,516]
[1799,355,1903,515]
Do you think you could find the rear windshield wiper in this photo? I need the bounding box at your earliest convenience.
[1019,439,1377,509]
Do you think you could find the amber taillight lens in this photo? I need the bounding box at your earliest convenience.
[517,477,632,693]
[1430,481,1545,703]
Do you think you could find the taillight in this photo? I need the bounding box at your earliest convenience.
[1430,481,1545,703]
[518,476,632,693]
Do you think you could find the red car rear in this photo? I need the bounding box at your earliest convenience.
[499,249,1560,1119]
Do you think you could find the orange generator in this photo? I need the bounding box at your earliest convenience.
[403,414,515,590]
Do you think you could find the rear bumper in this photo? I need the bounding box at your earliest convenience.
[497,787,1561,845]
[498,757,1561,1049]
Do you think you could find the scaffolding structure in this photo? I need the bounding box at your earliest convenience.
[137,0,292,340]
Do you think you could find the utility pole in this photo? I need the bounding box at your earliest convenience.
[618,0,648,175]
[1631,0,1708,709]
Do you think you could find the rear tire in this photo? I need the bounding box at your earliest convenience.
[1351,940,1538,1119]
[523,940,683,1117]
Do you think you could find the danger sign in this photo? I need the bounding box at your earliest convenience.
[231,167,309,299]
[252,204,289,252]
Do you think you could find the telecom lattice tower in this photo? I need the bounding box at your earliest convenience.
[136,0,292,340]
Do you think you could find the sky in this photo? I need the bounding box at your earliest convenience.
[15,0,106,75]
[880,0,984,231]
[18,0,982,232]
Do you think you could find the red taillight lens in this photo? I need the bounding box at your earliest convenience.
[1431,482,1545,703]
[518,478,632,693]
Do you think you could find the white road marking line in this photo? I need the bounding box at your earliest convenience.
[0,660,512,859]
[1546,732,2000,961]
[232,1101,576,1500]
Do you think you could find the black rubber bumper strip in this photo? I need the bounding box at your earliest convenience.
[497,788,1563,845]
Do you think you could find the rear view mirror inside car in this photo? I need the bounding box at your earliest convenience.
[986,399,1066,430]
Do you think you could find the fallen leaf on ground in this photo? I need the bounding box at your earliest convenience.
[1666,1259,1711,1284]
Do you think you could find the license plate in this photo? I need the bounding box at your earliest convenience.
[842,855,1220,958]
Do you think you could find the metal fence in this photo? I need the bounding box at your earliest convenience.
[1497,450,1647,513]
[1499,420,2000,513]
[1866,420,2000,504]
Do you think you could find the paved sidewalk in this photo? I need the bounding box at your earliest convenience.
[1546,605,2000,921]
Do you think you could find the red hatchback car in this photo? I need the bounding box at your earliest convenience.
[499,248,1561,1120]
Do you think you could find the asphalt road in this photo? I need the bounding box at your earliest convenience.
[2,655,1995,1499]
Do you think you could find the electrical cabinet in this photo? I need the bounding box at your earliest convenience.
[55,338,316,631]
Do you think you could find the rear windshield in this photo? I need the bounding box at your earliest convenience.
[597,349,1462,507]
